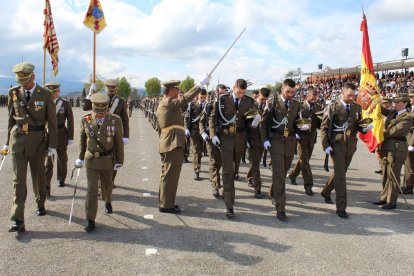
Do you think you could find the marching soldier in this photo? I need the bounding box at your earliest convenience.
[246,87,270,198]
[84,79,129,188]
[2,62,57,232]
[320,83,371,219]
[260,79,303,221]
[185,89,207,180]
[127,97,134,117]
[44,82,74,196]
[76,93,124,232]
[402,89,414,195]
[288,88,322,195]
[157,76,209,214]
[210,79,260,218]
[372,94,412,208]
[200,84,227,198]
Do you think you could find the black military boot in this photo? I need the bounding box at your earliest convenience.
[105,203,113,214]
[36,207,46,216]
[58,180,65,187]
[84,220,96,232]
[9,220,25,233]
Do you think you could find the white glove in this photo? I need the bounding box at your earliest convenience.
[114,163,123,170]
[185,129,191,137]
[87,83,97,99]
[201,132,209,141]
[122,137,129,144]
[198,74,211,87]
[299,124,310,131]
[75,159,84,168]
[67,140,74,145]
[362,124,374,132]
[295,134,300,140]
[251,114,262,128]
[325,146,333,155]
[246,142,250,149]
[212,136,220,146]
[408,146,414,152]
[2,145,9,151]
[263,140,271,150]
[47,147,57,156]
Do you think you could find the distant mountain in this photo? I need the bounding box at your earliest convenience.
[0,77,84,95]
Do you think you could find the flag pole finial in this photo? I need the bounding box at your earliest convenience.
[361,0,366,17]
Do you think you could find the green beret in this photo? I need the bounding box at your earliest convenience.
[91,93,110,104]
[104,79,118,87]
[392,93,410,103]
[162,80,181,88]
[381,97,392,103]
[13,62,35,84]
[408,89,414,97]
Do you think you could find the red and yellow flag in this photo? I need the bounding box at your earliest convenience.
[357,14,383,152]
[43,0,60,76]
[84,0,107,34]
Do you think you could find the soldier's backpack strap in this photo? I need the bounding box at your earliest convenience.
[81,116,109,154]
[109,97,120,114]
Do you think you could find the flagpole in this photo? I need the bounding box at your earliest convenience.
[43,48,47,86]
[93,32,96,84]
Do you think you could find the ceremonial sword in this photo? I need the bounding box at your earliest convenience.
[69,167,82,224]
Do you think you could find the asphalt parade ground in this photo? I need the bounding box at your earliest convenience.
[0,107,413,275]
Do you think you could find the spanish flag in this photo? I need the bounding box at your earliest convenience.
[83,0,107,34]
[357,14,383,152]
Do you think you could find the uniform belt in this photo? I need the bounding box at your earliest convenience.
[88,149,113,158]
[222,126,245,132]
[17,123,45,132]
[161,125,185,134]
[393,137,407,142]
[58,124,66,129]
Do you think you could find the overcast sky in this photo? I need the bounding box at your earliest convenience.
[0,0,413,88]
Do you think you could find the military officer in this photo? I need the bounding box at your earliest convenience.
[127,97,134,117]
[200,84,227,198]
[44,82,74,196]
[372,94,412,208]
[320,82,371,219]
[246,87,270,198]
[76,93,124,232]
[402,89,414,195]
[84,79,129,188]
[185,89,207,180]
[375,96,393,174]
[157,76,210,214]
[260,79,303,221]
[288,88,322,195]
[2,62,57,233]
[210,79,260,218]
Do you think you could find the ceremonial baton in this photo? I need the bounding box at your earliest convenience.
[208,27,247,76]
[0,155,7,172]
[69,167,81,224]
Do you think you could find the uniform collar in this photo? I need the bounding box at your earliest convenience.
[396,108,407,117]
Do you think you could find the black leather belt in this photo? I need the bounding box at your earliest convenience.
[221,126,245,132]
[394,137,407,142]
[88,149,113,158]
[17,123,45,132]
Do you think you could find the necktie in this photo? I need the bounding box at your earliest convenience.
[393,112,398,119]
[26,91,31,102]
[345,104,350,115]
[235,98,239,110]
[284,100,289,110]
[259,103,264,111]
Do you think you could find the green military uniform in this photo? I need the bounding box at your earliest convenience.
[44,82,74,193]
[320,100,362,213]
[200,100,222,196]
[83,79,129,187]
[6,62,57,229]
[79,93,124,226]
[260,95,300,214]
[402,90,414,194]
[127,98,133,117]
[288,101,322,193]
[209,92,257,212]
[185,100,205,177]
[157,81,201,210]
[246,102,265,197]
[378,100,412,207]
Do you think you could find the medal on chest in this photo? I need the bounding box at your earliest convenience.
[283,126,289,137]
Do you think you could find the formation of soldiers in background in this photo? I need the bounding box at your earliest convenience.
[141,76,414,220]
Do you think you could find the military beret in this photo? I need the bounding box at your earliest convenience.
[104,79,119,87]
[162,80,181,88]
[392,93,410,103]
[408,89,414,97]
[45,81,61,88]
[13,62,35,83]
[91,93,110,104]
[381,97,392,103]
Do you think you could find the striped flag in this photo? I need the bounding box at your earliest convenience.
[84,0,107,34]
[357,14,384,152]
[43,0,60,76]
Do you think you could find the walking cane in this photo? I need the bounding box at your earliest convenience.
[69,167,81,224]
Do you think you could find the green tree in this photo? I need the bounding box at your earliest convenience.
[84,74,105,92]
[117,77,132,99]
[145,77,161,97]
[180,76,195,93]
